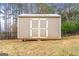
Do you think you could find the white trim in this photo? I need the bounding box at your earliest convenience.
[30,18,48,38]
[38,20,40,37]
[30,20,32,37]
[31,28,47,29]
[46,20,48,28]
[46,30,48,37]
[46,20,48,37]
[59,16,61,38]
[31,18,47,20]
[19,14,60,17]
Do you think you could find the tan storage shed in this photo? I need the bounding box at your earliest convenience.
[17,14,61,40]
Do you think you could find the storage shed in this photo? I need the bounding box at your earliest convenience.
[17,14,61,40]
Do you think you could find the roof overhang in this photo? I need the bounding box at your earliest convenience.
[18,14,61,18]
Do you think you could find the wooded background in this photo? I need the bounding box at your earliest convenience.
[0,3,79,38]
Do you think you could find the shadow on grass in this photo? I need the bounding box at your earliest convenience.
[0,53,8,56]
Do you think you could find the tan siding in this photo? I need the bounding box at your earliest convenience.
[48,18,61,39]
[17,18,30,38]
[17,16,61,39]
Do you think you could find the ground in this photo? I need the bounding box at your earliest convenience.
[0,35,79,56]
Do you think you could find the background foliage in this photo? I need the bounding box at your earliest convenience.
[0,3,79,37]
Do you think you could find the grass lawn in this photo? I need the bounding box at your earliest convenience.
[0,35,79,56]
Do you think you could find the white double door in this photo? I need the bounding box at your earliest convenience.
[30,18,48,38]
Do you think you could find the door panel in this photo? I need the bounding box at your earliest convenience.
[32,29,38,38]
[30,18,48,38]
[40,29,46,37]
[32,20,38,28]
[40,20,46,28]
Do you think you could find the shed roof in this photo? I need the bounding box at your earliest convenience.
[18,14,61,18]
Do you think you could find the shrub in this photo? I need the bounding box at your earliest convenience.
[61,21,79,36]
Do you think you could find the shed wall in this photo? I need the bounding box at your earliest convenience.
[17,17,61,39]
[17,18,30,38]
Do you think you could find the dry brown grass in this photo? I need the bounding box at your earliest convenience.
[0,35,79,56]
